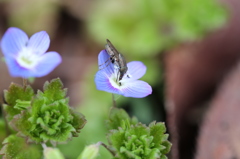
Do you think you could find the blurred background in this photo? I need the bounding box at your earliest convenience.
[0,0,240,159]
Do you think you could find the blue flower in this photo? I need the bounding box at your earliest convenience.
[95,50,152,98]
[1,27,61,78]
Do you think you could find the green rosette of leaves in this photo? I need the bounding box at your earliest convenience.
[106,108,171,159]
[4,78,86,144]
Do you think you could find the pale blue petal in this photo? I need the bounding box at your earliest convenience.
[121,80,152,98]
[27,31,50,55]
[98,50,114,74]
[95,70,122,95]
[5,56,35,78]
[5,51,61,78]
[1,27,28,57]
[121,61,146,82]
[33,51,62,77]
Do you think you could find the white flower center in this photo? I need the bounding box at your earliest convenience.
[109,68,131,89]
[16,47,40,69]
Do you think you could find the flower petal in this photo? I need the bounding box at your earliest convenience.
[121,80,152,98]
[5,56,34,78]
[27,31,50,55]
[33,51,62,77]
[95,70,122,95]
[98,50,114,75]
[120,61,146,82]
[1,27,28,57]
[5,51,61,78]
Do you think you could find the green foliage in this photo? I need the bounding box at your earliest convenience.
[4,78,86,144]
[106,107,138,130]
[0,135,42,159]
[88,0,227,56]
[3,83,34,121]
[106,108,171,159]
[58,69,112,159]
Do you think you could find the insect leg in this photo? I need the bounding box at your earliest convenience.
[116,69,121,82]
[98,57,111,70]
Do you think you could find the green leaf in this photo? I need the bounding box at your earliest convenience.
[11,78,86,144]
[106,107,138,131]
[107,128,126,152]
[0,135,42,159]
[42,78,67,104]
[149,122,172,156]
[14,99,31,110]
[69,108,87,137]
[4,83,34,121]
[149,121,166,145]
[161,140,172,155]
[107,115,171,159]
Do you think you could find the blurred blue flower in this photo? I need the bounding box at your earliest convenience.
[95,50,152,98]
[1,27,61,78]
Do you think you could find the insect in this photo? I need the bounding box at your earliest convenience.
[105,39,128,82]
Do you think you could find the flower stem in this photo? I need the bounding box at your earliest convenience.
[100,142,116,156]
[112,94,117,107]
[22,78,28,90]
[41,143,47,149]
[0,98,11,136]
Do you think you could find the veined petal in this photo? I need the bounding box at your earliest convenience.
[5,51,61,78]
[1,27,28,57]
[33,51,62,77]
[5,56,36,78]
[27,31,50,55]
[98,50,114,75]
[121,61,146,82]
[121,80,152,98]
[95,70,122,95]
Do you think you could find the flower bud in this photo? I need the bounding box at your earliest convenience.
[77,142,101,159]
[43,147,64,159]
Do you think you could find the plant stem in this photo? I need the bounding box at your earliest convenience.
[100,142,116,156]
[22,78,27,90]
[0,98,11,136]
[112,94,117,107]
[41,143,47,149]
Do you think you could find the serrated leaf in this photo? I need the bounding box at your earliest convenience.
[161,141,172,155]
[11,78,86,144]
[4,83,34,106]
[149,122,167,145]
[107,118,171,158]
[129,123,148,137]
[69,108,87,137]
[0,135,42,159]
[42,78,67,104]
[106,107,138,131]
[107,129,125,151]
[4,83,34,121]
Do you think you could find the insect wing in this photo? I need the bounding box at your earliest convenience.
[105,39,119,58]
[118,53,127,71]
